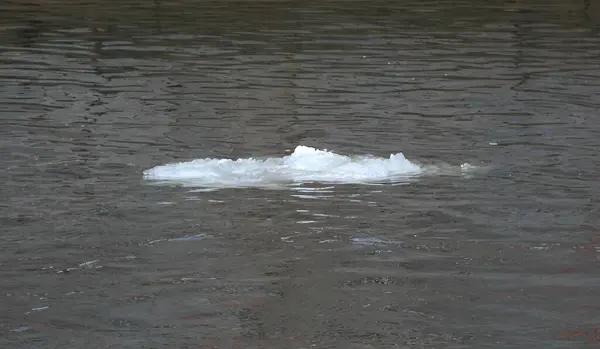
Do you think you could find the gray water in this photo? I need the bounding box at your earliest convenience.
[2,0,600,348]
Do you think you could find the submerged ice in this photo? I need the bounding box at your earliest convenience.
[143,145,422,188]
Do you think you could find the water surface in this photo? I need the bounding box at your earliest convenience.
[1,0,600,348]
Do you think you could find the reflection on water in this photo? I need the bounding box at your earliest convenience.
[1,0,600,348]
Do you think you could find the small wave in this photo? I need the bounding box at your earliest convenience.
[350,237,406,247]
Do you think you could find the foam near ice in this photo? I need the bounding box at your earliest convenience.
[143,145,422,188]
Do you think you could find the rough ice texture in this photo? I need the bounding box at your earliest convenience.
[143,145,422,188]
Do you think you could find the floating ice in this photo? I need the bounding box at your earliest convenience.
[78,260,100,268]
[143,145,422,188]
[29,306,49,313]
[11,327,29,332]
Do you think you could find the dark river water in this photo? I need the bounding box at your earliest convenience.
[2,0,600,348]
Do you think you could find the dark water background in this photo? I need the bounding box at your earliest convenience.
[2,0,600,348]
